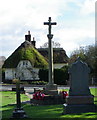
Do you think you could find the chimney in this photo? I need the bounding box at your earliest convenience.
[25,31,31,42]
[31,37,36,47]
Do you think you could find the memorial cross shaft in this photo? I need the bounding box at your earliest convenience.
[44,17,57,85]
[12,79,27,118]
[16,81,21,109]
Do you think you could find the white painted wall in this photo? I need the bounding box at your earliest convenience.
[54,63,67,69]
[5,60,39,80]
[5,69,16,80]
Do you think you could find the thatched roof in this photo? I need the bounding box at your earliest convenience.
[38,48,68,64]
[3,41,48,68]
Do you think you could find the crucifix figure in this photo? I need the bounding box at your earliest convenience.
[44,17,57,85]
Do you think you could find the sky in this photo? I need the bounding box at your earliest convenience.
[0,0,96,58]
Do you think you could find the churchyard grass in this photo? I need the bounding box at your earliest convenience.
[1,91,29,106]
[1,88,97,119]
[1,91,29,118]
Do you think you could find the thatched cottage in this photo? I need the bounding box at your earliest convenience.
[3,31,68,81]
[3,32,48,81]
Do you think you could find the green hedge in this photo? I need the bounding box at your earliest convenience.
[39,66,69,85]
[39,69,48,82]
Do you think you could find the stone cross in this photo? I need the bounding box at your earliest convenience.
[12,79,27,118]
[44,17,57,85]
[16,80,21,109]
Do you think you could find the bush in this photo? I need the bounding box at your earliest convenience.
[39,69,48,82]
[31,81,47,85]
[39,66,69,85]
[54,69,68,85]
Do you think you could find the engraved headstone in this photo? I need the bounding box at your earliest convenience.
[63,57,97,114]
[69,57,91,96]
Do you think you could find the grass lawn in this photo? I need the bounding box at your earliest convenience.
[1,88,97,119]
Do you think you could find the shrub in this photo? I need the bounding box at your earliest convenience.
[39,69,48,82]
[39,66,69,85]
[31,81,47,85]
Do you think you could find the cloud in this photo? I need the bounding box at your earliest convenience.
[79,0,95,15]
[54,26,95,56]
[0,0,95,57]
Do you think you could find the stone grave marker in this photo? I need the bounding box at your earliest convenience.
[69,57,91,96]
[63,57,97,114]
[11,79,27,118]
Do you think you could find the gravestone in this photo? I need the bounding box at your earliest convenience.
[12,79,27,118]
[69,57,91,96]
[12,86,25,93]
[63,58,97,114]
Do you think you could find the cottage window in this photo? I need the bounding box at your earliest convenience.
[19,64,21,67]
[15,73,16,77]
[26,62,28,65]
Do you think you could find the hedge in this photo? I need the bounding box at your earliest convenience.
[39,66,69,85]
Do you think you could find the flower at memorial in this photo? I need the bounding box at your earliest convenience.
[33,91,45,100]
[62,91,68,99]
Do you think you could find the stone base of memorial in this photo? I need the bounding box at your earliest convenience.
[11,108,27,118]
[63,104,97,114]
[44,84,58,95]
[30,86,67,105]
[63,95,97,114]
[30,95,65,105]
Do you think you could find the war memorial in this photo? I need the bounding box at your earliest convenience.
[1,17,97,119]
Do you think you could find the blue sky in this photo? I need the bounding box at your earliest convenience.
[0,0,96,58]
